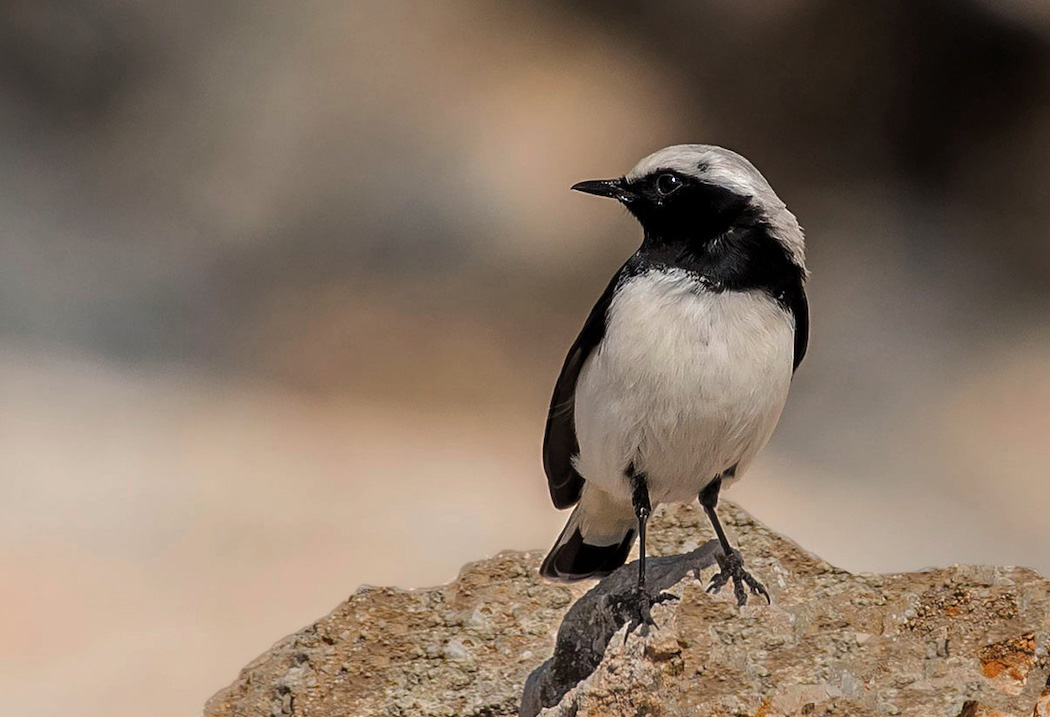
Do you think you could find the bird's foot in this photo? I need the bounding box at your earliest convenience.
[617,588,678,638]
[707,550,770,606]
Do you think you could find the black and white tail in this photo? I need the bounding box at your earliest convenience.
[539,504,636,581]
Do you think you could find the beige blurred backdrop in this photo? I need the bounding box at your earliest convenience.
[2,2,1050,715]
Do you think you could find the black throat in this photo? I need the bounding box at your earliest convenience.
[628,183,804,307]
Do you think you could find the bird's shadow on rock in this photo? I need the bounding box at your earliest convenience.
[520,539,722,717]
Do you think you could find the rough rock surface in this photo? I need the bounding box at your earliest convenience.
[204,548,584,717]
[519,538,724,716]
[205,503,1050,717]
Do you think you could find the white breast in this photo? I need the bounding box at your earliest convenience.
[573,268,795,504]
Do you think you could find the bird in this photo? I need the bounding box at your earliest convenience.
[538,144,808,618]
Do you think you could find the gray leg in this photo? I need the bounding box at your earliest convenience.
[628,463,651,595]
[621,463,676,633]
[699,476,770,606]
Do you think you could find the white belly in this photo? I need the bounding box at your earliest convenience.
[573,269,795,504]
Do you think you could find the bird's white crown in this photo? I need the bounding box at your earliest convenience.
[627,144,806,272]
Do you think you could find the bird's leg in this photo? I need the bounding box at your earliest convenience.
[699,476,770,606]
[622,464,676,634]
[630,466,651,599]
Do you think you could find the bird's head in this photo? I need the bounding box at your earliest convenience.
[572,144,806,275]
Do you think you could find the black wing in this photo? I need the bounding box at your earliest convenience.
[542,269,622,509]
[789,284,809,372]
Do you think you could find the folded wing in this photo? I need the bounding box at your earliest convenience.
[542,268,623,509]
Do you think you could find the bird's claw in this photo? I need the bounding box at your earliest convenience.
[620,589,679,639]
[707,550,770,607]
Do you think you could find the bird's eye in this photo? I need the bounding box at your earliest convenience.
[655,173,681,196]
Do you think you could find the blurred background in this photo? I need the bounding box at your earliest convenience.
[2,1,1049,715]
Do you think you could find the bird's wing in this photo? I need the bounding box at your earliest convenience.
[542,269,622,509]
[789,285,809,372]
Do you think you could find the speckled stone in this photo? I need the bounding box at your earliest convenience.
[536,504,1050,717]
[204,549,585,717]
[204,502,1050,717]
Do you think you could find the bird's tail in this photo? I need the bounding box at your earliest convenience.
[539,490,636,581]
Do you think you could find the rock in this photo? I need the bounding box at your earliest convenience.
[1034,678,1050,716]
[204,550,586,717]
[204,502,1050,717]
[519,539,723,716]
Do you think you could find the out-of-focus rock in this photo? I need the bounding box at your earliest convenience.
[205,503,1050,717]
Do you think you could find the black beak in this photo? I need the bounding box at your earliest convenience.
[571,177,636,203]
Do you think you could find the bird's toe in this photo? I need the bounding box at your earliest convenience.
[707,551,769,606]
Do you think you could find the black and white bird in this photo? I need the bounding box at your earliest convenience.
[539,144,808,614]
